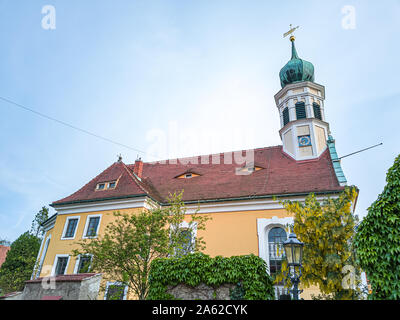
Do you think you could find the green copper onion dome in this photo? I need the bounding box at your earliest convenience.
[279,37,315,88]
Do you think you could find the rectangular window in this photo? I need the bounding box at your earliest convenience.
[295,102,306,120]
[97,183,105,190]
[313,103,322,120]
[282,107,290,126]
[86,217,100,237]
[105,283,127,300]
[77,256,92,273]
[55,257,69,275]
[108,181,116,189]
[64,218,78,238]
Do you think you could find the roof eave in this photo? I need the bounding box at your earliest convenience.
[50,193,148,208]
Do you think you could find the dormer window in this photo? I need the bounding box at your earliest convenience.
[96,181,117,191]
[235,165,264,175]
[97,183,105,190]
[176,172,201,179]
[108,181,116,189]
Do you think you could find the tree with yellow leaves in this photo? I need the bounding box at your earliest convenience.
[275,186,364,299]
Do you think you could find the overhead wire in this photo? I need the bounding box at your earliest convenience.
[0,95,150,157]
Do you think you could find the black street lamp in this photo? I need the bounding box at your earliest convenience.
[283,233,304,300]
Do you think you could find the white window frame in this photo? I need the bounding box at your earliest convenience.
[170,221,197,256]
[96,183,106,190]
[51,254,71,276]
[107,181,117,189]
[73,254,93,274]
[33,234,51,279]
[82,214,102,239]
[104,281,128,300]
[61,216,81,240]
[257,216,293,272]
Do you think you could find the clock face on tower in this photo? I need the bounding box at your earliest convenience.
[298,135,311,147]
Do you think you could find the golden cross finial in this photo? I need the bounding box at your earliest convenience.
[283,24,299,40]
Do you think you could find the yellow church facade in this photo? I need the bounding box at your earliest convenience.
[32,37,351,300]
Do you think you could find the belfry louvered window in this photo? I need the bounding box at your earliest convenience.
[313,102,322,120]
[295,102,306,120]
[282,107,289,126]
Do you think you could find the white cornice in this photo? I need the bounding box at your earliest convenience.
[53,194,340,216]
[274,81,325,105]
[53,196,151,215]
[181,194,337,214]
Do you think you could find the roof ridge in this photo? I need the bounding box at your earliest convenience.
[137,145,283,165]
[120,162,160,201]
[52,161,121,205]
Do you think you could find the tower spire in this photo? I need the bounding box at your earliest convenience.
[291,37,299,60]
[275,27,328,162]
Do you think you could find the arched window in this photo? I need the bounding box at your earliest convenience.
[313,102,322,120]
[282,107,290,126]
[295,102,306,120]
[175,228,193,257]
[268,227,287,282]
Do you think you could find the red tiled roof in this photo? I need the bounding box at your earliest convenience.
[52,146,344,206]
[52,162,148,205]
[0,245,10,267]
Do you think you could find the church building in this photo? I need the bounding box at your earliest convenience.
[33,34,351,300]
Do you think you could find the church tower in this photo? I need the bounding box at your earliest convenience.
[274,35,330,162]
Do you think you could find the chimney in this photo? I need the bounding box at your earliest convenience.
[133,158,143,178]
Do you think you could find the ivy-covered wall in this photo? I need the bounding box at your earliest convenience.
[147,253,275,300]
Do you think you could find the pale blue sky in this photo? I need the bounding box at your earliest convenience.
[0,0,399,242]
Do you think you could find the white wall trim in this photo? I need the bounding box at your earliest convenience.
[60,216,81,240]
[257,216,294,272]
[32,235,49,279]
[51,254,70,276]
[180,221,197,253]
[182,195,334,215]
[53,196,150,215]
[73,254,93,274]
[104,281,128,300]
[36,235,51,278]
[82,214,102,239]
[53,194,340,218]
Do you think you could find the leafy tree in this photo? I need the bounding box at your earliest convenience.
[30,206,49,238]
[0,232,41,294]
[167,192,210,256]
[275,187,363,299]
[354,154,400,299]
[73,192,211,300]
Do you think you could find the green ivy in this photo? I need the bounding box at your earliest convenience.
[354,154,400,299]
[147,253,275,300]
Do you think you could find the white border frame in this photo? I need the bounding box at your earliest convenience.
[53,196,151,215]
[61,216,81,240]
[51,254,71,276]
[73,254,93,274]
[257,216,294,272]
[32,234,52,279]
[104,281,128,300]
[82,214,102,239]
[176,221,197,254]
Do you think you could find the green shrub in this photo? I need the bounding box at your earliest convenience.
[147,253,275,300]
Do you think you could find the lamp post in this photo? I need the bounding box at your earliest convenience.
[283,233,304,300]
